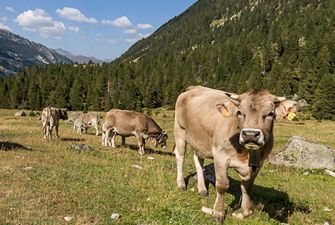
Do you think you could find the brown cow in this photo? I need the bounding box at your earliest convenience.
[74,113,100,135]
[102,109,168,155]
[41,106,68,139]
[174,85,289,222]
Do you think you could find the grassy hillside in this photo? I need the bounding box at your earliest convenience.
[0,109,334,224]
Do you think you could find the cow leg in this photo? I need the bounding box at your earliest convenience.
[43,124,47,139]
[49,126,53,140]
[121,136,127,147]
[104,129,111,147]
[55,125,60,139]
[193,153,208,196]
[111,134,116,148]
[174,125,187,191]
[95,124,99,136]
[239,169,260,217]
[135,133,145,155]
[212,155,229,222]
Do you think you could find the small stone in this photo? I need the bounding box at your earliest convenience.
[131,164,143,170]
[146,197,151,201]
[232,212,244,220]
[64,216,73,222]
[324,222,330,225]
[190,188,195,192]
[111,213,120,220]
[323,207,332,212]
[303,172,309,175]
[24,166,33,170]
[201,207,213,215]
[147,156,155,160]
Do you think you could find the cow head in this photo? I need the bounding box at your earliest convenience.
[217,90,287,151]
[59,108,68,120]
[155,131,168,149]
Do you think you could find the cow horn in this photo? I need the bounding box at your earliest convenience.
[274,96,287,103]
[225,92,240,105]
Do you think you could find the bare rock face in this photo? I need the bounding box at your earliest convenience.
[270,136,335,170]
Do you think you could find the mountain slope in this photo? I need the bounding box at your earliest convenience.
[54,48,103,64]
[0,29,72,76]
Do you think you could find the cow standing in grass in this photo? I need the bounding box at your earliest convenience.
[41,106,68,139]
[102,109,168,155]
[74,113,100,135]
[174,85,292,222]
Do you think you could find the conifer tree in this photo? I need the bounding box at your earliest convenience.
[312,73,335,120]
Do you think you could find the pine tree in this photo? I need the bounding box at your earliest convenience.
[312,73,335,120]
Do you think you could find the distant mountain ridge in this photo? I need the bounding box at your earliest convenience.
[54,48,103,64]
[0,29,72,76]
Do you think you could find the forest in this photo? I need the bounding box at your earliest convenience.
[0,0,334,119]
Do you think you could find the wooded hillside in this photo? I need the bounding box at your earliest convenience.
[0,0,334,118]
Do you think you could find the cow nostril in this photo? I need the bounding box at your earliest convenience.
[255,131,260,139]
[242,131,247,138]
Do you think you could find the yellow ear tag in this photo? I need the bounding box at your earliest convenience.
[287,112,296,121]
[220,106,231,117]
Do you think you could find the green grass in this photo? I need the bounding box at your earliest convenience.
[0,109,334,224]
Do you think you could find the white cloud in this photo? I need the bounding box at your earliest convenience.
[126,33,150,43]
[56,7,97,23]
[137,23,154,30]
[95,33,117,45]
[107,38,117,44]
[5,6,14,12]
[101,16,132,28]
[15,9,65,38]
[0,22,11,31]
[68,26,80,32]
[124,29,137,35]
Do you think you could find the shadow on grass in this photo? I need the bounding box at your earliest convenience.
[0,141,32,151]
[61,137,85,142]
[185,163,311,223]
[126,144,175,156]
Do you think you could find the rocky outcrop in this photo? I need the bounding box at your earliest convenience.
[270,136,335,170]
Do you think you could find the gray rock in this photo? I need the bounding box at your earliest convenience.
[69,143,93,152]
[297,99,308,108]
[14,111,26,117]
[270,136,335,170]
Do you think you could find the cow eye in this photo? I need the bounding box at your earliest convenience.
[237,110,245,119]
[267,112,274,117]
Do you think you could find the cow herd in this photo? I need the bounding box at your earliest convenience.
[39,85,297,223]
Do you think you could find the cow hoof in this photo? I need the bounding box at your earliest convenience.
[178,186,187,191]
[212,211,225,223]
[199,190,208,197]
[242,209,253,217]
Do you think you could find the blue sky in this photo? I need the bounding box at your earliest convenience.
[0,0,197,60]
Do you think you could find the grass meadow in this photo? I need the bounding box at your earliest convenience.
[0,109,334,224]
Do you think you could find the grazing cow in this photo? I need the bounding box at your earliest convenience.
[102,109,168,155]
[41,106,68,139]
[174,85,290,222]
[76,113,100,135]
[73,118,89,134]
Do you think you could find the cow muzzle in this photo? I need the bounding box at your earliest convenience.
[239,128,265,150]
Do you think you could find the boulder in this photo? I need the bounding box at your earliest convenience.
[14,111,26,117]
[270,136,335,170]
[297,99,308,108]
